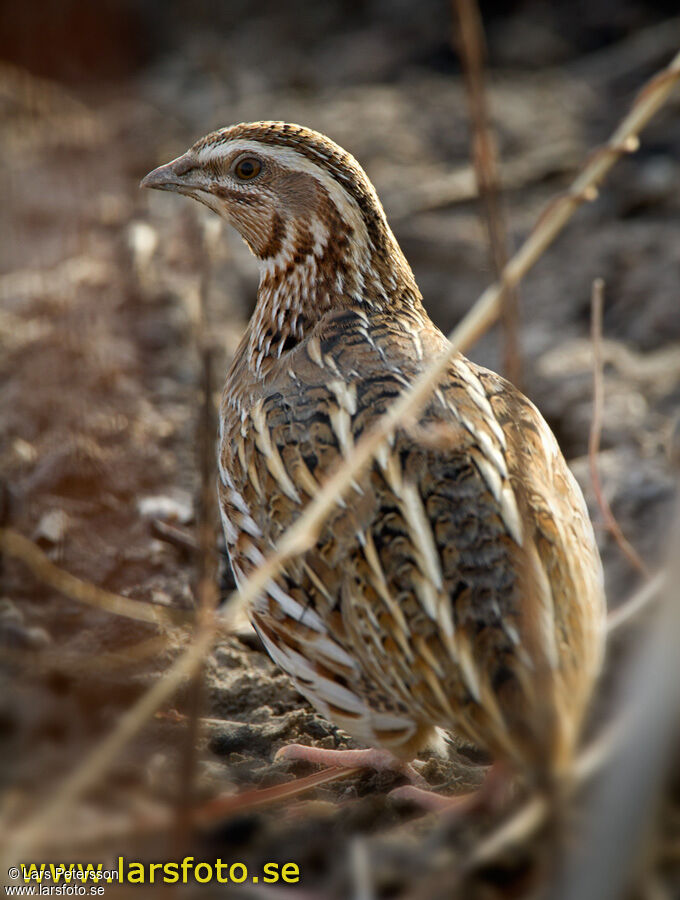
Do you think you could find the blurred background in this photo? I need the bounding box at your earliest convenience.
[1,1,679,897]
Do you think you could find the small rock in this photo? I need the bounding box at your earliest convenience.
[210,717,293,758]
[145,752,176,795]
[303,715,336,740]
[137,492,193,524]
[34,509,70,544]
[196,760,233,795]
[150,589,173,607]
[128,221,159,278]
[0,597,24,625]
[12,438,37,463]
[24,626,51,649]
[0,621,50,650]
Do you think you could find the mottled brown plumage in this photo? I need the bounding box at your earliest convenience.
[142,122,606,786]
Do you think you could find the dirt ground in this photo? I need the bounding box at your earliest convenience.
[2,2,680,897]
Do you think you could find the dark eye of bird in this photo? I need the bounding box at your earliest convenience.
[234,158,261,180]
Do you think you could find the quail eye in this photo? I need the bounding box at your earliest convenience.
[234,157,261,180]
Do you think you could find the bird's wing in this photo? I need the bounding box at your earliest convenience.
[219,315,605,767]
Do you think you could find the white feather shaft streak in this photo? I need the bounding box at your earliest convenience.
[251,401,301,503]
[5,52,678,860]
[398,481,444,592]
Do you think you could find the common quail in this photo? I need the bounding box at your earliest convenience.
[142,122,606,795]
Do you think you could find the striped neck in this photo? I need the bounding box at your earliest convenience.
[246,185,422,376]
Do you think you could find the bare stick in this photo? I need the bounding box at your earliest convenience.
[0,527,194,630]
[193,766,361,826]
[607,570,666,634]
[550,518,680,900]
[3,633,174,676]
[1,766,362,856]
[468,711,627,869]
[469,559,674,879]
[589,278,649,577]
[448,50,680,355]
[4,49,679,862]
[174,217,220,847]
[1,626,215,866]
[151,518,202,555]
[453,0,521,386]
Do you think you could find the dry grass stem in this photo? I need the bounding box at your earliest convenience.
[3,633,175,676]
[0,526,194,629]
[174,219,221,845]
[589,278,650,577]
[469,713,628,870]
[193,766,361,827]
[151,518,204,555]
[1,626,215,866]
[550,516,680,900]
[607,569,666,634]
[446,48,680,355]
[399,140,580,217]
[1,765,362,858]
[350,838,375,900]
[452,0,521,386]
[4,48,679,865]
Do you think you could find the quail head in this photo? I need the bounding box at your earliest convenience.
[142,122,606,795]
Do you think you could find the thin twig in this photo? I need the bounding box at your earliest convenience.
[453,0,521,386]
[607,569,666,634]
[0,765,362,857]
[1,626,215,866]
[552,516,680,900]
[3,49,679,863]
[151,518,202,555]
[0,527,194,629]
[464,568,669,870]
[193,766,361,827]
[4,633,175,676]
[394,139,580,218]
[468,711,627,869]
[350,838,376,900]
[589,278,650,577]
[0,481,9,604]
[447,48,680,354]
[469,543,675,886]
[174,217,220,847]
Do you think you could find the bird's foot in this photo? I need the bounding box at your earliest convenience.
[389,762,509,816]
[274,744,427,787]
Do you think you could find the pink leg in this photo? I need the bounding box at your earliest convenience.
[390,761,510,814]
[274,744,427,787]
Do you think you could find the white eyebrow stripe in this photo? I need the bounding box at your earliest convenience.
[196,140,309,168]
[194,140,373,244]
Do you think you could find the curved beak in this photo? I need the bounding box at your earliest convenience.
[140,152,198,193]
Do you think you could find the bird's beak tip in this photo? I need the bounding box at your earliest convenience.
[140,165,171,191]
[140,153,199,193]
